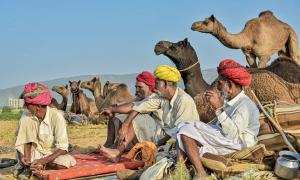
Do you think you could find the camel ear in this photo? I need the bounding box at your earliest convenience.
[210,15,215,21]
[183,38,188,46]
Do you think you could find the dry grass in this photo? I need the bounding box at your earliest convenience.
[0,120,108,158]
[0,119,108,179]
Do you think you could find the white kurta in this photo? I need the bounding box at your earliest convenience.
[177,91,260,156]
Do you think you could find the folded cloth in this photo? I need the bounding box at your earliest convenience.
[124,141,157,167]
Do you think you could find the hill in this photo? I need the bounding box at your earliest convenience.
[0,69,217,106]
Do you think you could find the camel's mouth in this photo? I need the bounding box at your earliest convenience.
[52,86,57,91]
[154,41,172,55]
[191,22,201,31]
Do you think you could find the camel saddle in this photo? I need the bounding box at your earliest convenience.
[257,101,300,152]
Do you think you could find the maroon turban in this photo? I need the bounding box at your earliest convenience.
[217,59,252,86]
[136,71,156,92]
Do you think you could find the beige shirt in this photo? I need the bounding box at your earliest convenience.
[15,106,69,155]
[133,87,199,136]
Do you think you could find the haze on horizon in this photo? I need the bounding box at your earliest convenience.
[1,0,299,89]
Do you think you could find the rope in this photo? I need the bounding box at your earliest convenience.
[178,61,199,72]
[250,90,298,153]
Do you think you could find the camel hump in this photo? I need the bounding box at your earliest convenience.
[258,10,273,17]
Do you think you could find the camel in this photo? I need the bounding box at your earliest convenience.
[69,80,98,119]
[80,77,105,112]
[253,57,300,84]
[191,11,300,68]
[49,84,69,111]
[80,78,133,110]
[100,83,135,109]
[103,81,120,98]
[154,38,300,123]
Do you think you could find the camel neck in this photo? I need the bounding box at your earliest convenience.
[180,63,209,97]
[93,85,102,99]
[212,20,249,49]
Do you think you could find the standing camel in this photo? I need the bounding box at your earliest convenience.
[191,11,300,68]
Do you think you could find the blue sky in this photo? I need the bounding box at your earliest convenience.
[0,0,299,89]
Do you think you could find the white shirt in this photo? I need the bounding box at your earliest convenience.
[216,91,260,148]
[15,106,69,155]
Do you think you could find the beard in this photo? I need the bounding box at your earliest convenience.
[220,89,231,104]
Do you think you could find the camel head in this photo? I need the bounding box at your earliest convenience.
[80,77,101,92]
[154,38,199,70]
[69,80,81,94]
[52,84,69,97]
[191,15,217,33]
[103,81,120,98]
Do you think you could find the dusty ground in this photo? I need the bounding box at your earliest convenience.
[0,120,108,179]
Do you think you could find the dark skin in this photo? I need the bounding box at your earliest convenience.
[99,78,177,162]
[178,79,242,177]
[22,104,68,173]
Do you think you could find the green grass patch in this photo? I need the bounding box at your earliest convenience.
[0,107,22,121]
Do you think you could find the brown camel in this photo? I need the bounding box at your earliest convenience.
[100,83,135,109]
[253,57,300,84]
[103,81,120,98]
[80,77,105,112]
[191,11,300,68]
[49,84,69,111]
[69,80,98,119]
[154,38,300,123]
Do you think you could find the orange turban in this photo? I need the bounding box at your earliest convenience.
[217,59,252,86]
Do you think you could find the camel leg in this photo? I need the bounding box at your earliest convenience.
[257,56,270,68]
[244,52,257,68]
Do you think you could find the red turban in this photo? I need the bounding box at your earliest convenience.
[217,59,252,86]
[136,71,156,92]
[23,82,52,105]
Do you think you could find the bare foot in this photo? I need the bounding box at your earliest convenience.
[98,145,121,162]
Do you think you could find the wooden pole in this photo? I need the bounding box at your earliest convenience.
[250,90,298,153]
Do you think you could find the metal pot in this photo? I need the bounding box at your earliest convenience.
[274,150,300,179]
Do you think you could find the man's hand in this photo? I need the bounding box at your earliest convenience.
[205,90,223,111]
[100,107,114,119]
[20,155,31,166]
[30,157,48,172]
[119,122,130,144]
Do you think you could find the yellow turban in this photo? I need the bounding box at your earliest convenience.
[154,65,181,82]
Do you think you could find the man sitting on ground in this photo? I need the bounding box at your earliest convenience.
[99,65,200,162]
[176,59,260,179]
[103,71,160,148]
[15,83,76,178]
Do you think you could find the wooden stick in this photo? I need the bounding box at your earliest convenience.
[250,90,298,153]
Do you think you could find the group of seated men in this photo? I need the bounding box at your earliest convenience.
[15,59,260,179]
